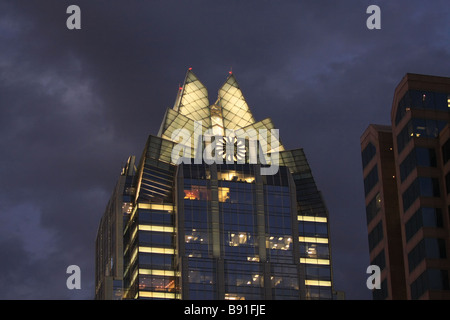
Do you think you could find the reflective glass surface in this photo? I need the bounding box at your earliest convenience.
[364,165,379,196]
[402,177,440,212]
[400,147,436,182]
[178,163,332,300]
[361,142,376,169]
[405,207,443,242]
[395,90,450,125]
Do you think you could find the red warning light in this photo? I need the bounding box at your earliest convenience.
[188,67,192,70]
[179,87,183,90]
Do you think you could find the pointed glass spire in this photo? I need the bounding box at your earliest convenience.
[173,69,211,127]
[153,69,286,167]
[218,73,255,130]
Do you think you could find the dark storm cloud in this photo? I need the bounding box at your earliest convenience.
[1,0,449,300]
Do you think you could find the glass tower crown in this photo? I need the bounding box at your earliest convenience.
[96,69,335,300]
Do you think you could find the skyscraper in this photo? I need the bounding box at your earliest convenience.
[95,69,335,300]
[361,73,450,300]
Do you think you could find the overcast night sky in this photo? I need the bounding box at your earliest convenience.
[1,0,450,300]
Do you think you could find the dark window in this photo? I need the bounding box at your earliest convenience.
[408,240,425,272]
[422,207,444,227]
[366,193,382,224]
[411,271,427,300]
[397,118,447,154]
[138,231,173,247]
[396,91,450,125]
[397,120,414,154]
[405,207,443,242]
[408,238,447,272]
[434,93,450,111]
[368,221,383,251]
[299,221,328,237]
[370,249,386,271]
[138,253,173,269]
[419,177,440,197]
[364,165,379,196]
[362,143,377,169]
[372,279,388,300]
[446,173,450,195]
[416,148,437,167]
[402,179,420,212]
[400,150,417,182]
[402,177,440,212]
[138,210,173,225]
[411,269,450,300]
[411,91,434,110]
[442,139,450,165]
[428,269,450,291]
[305,266,332,281]
[395,92,411,125]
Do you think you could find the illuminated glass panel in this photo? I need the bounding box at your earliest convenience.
[266,235,293,250]
[138,274,176,292]
[184,185,211,201]
[175,71,211,127]
[139,246,175,254]
[219,74,255,130]
[218,187,230,202]
[138,225,174,233]
[235,118,285,159]
[139,291,176,299]
[218,170,255,183]
[300,242,330,259]
[139,269,176,276]
[298,216,327,223]
[300,258,330,265]
[305,280,332,287]
[299,236,329,244]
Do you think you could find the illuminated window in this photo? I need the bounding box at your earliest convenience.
[138,291,176,299]
[228,232,251,246]
[300,243,330,259]
[218,170,255,183]
[184,185,210,200]
[247,256,260,262]
[300,258,330,265]
[271,276,299,289]
[218,187,230,202]
[138,275,176,292]
[185,230,208,244]
[225,293,246,300]
[305,280,332,287]
[299,236,328,244]
[266,236,292,250]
